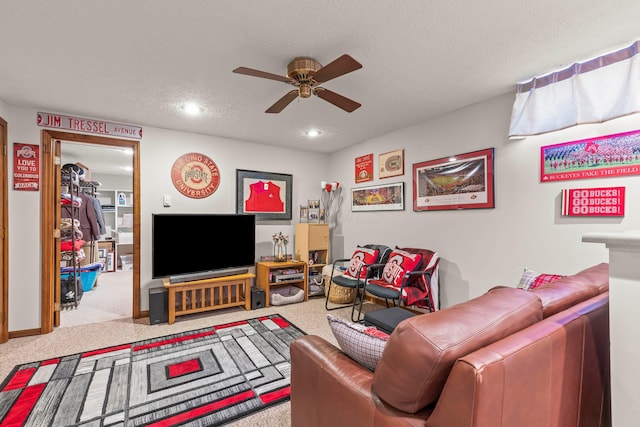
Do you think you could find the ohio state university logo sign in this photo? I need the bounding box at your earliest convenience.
[171,152,220,199]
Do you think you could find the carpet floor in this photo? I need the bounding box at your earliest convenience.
[0,314,305,426]
[0,295,382,426]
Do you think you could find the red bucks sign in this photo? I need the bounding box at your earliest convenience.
[561,186,625,217]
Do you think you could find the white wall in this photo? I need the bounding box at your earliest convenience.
[4,93,640,331]
[4,106,329,331]
[328,92,640,307]
[138,126,329,309]
[4,106,43,331]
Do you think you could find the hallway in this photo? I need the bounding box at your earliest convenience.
[60,270,133,328]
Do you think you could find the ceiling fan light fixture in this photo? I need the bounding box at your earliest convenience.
[299,84,312,98]
[233,53,362,113]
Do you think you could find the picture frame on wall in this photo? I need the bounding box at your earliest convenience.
[379,148,404,179]
[540,129,640,182]
[236,169,293,220]
[351,182,405,212]
[355,153,374,183]
[413,147,494,211]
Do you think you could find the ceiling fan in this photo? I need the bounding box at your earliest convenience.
[233,54,362,113]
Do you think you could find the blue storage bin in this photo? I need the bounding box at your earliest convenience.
[61,262,102,292]
[79,270,99,291]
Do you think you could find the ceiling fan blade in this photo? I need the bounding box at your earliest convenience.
[312,54,362,83]
[233,66,292,83]
[314,88,361,113]
[265,90,299,113]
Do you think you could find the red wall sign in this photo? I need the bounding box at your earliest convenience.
[13,143,40,191]
[561,186,625,216]
[171,152,220,199]
[355,153,373,183]
[37,112,143,140]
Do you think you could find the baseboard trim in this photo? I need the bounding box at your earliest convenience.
[9,327,42,339]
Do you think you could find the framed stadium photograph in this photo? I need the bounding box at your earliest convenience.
[413,148,494,211]
[351,182,405,212]
[540,129,640,182]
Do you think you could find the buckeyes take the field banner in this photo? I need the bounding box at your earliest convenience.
[561,186,625,217]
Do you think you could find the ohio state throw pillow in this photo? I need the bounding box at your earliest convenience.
[345,247,380,279]
[380,249,422,288]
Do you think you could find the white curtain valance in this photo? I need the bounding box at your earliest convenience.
[509,41,640,138]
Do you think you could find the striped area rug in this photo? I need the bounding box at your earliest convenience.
[0,314,304,426]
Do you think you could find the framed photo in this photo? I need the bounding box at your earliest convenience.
[541,129,640,182]
[413,148,494,211]
[379,149,404,179]
[299,205,309,223]
[309,208,320,222]
[236,169,292,220]
[351,182,405,212]
[355,153,374,183]
[107,253,115,272]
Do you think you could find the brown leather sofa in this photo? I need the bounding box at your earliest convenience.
[290,263,610,427]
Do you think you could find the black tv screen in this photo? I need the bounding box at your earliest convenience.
[152,213,256,281]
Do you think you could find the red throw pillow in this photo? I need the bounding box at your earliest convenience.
[344,247,380,279]
[529,273,564,290]
[380,249,422,288]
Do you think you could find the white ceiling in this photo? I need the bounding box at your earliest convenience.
[2,0,640,162]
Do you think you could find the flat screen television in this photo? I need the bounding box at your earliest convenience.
[152,213,256,283]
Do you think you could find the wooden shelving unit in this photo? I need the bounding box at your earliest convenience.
[295,223,329,296]
[98,189,133,270]
[255,261,308,307]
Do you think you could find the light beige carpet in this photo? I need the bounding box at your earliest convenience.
[60,270,133,327]
[1,280,383,427]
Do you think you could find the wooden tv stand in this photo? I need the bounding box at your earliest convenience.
[162,272,255,324]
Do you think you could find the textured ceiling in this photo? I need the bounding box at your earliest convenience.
[2,0,639,158]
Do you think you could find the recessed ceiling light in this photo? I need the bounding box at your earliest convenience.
[305,129,321,137]
[181,102,203,115]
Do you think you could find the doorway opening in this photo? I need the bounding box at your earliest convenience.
[59,141,134,327]
[40,130,140,333]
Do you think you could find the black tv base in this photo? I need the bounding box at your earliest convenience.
[169,267,249,284]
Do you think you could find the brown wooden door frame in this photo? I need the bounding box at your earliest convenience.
[0,116,7,343]
[41,130,140,333]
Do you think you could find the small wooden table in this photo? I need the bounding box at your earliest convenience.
[162,273,254,324]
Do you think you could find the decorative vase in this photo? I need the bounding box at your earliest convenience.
[274,241,287,262]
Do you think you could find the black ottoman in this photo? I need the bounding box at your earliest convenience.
[363,307,416,334]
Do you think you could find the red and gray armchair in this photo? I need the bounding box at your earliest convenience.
[355,247,440,321]
[325,244,392,322]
